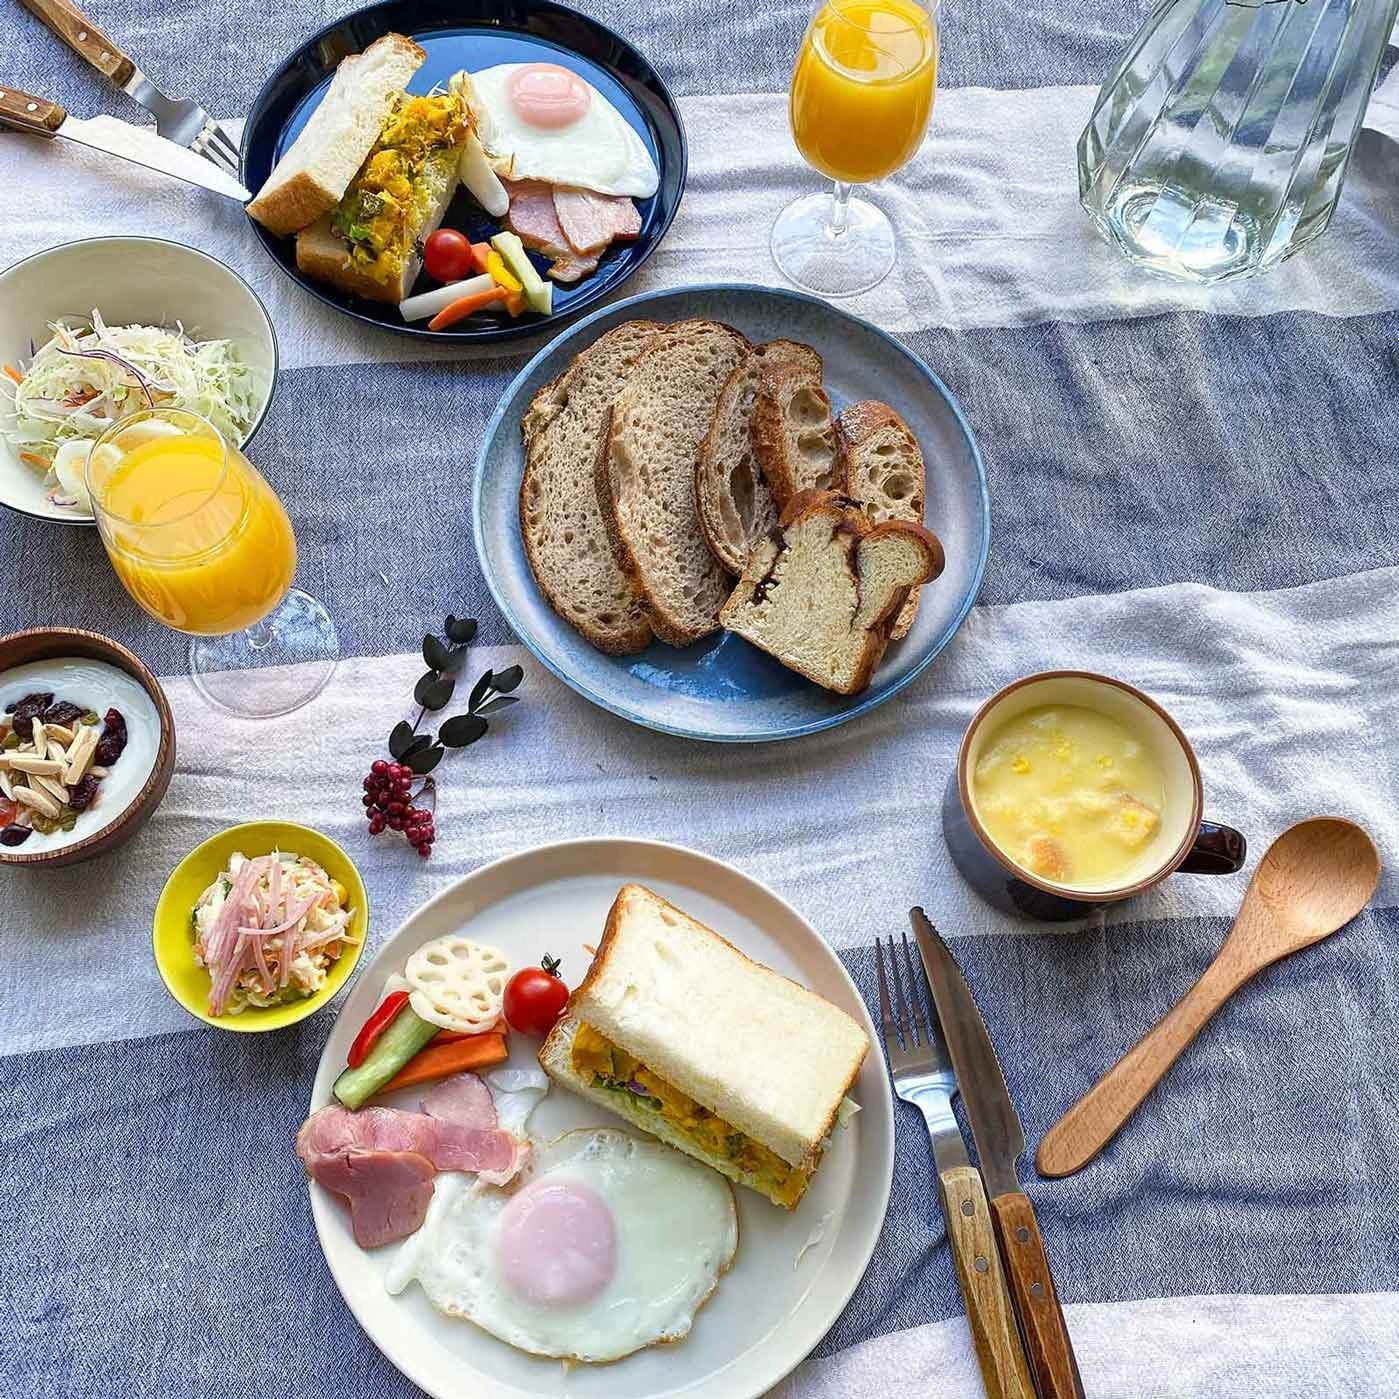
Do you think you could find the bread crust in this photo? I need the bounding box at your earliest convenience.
[750,362,842,511]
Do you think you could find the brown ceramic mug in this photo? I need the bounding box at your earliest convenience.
[942,671,1246,921]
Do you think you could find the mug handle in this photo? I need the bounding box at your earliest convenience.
[1177,820,1246,875]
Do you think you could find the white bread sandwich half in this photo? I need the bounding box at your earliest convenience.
[247,34,426,237]
[539,883,870,1209]
[837,401,929,640]
[695,340,823,575]
[295,90,470,304]
[519,320,664,654]
[720,490,944,695]
[599,320,751,646]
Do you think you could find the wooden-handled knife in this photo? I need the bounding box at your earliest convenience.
[912,908,1087,1399]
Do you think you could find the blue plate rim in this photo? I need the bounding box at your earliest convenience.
[472,282,991,743]
[238,0,688,345]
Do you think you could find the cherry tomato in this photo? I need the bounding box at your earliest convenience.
[504,955,569,1036]
[423,229,474,283]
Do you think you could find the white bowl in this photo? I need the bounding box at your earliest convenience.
[0,236,277,527]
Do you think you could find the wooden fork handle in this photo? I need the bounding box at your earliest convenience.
[991,1192,1085,1399]
[18,0,135,87]
[0,86,66,135]
[1037,957,1245,1178]
[940,1166,1037,1399]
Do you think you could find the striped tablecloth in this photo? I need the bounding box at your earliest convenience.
[4,4,1399,1396]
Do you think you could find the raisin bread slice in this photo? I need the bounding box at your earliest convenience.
[720,491,944,695]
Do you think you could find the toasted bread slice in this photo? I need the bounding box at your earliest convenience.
[600,320,751,646]
[751,361,841,511]
[721,490,944,695]
[294,141,461,303]
[695,340,824,575]
[247,34,426,237]
[539,882,870,1205]
[838,400,928,640]
[519,321,663,654]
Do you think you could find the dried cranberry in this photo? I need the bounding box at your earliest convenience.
[42,700,85,727]
[67,775,100,812]
[9,692,53,740]
[1,826,32,847]
[94,708,128,767]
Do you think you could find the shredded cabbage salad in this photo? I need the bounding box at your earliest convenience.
[192,850,357,1017]
[2,310,257,512]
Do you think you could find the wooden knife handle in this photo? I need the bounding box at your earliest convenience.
[0,86,66,135]
[990,1192,1085,1399]
[941,1166,1037,1399]
[18,0,135,86]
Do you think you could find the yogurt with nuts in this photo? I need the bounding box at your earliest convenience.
[0,657,160,854]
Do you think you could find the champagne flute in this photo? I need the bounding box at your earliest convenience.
[85,407,340,718]
[772,0,938,297]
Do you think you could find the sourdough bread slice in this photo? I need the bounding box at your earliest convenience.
[838,400,928,640]
[751,361,841,511]
[601,320,751,645]
[695,340,823,575]
[247,34,425,237]
[519,320,663,654]
[542,882,869,1188]
[721,491,944,695]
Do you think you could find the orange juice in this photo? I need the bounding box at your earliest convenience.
[790,0,937,184]
[96,433,297,635]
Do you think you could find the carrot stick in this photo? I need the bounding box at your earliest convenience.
[468,241,493,275]
[427,285,506,331]
[3,364,23,385]
[376,1031,508,1094]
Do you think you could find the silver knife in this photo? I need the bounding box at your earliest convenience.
[17,0,243,178]
[0,86,250,201]
[911,907,1087,1399]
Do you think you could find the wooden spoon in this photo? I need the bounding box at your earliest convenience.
[1037,817,1381,1178]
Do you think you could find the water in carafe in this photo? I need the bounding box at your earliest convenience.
[1078,0,1399,283]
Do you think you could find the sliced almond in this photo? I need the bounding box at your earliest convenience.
[47,724,75,747]
[30,773,70,805]
[30,720,45,753]
[6,754,65,777]
[63,725,98,785]
[88,766,109,779]
[14,784,62,819]
[46,739,69,763]
[0,770,13,801]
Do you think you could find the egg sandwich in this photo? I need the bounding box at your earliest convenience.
[248,33,471,303]
[540,883,869,1208]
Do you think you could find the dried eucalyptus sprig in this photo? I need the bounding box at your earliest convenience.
[360,616,524,858]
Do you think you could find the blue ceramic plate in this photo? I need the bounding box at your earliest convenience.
[474,285,990,742]
[240,0,685,343]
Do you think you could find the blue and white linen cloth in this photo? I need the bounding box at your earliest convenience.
[3,3,1399,1396]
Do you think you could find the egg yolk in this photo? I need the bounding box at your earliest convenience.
[507,63,591,128]
[496,1178,616,1306]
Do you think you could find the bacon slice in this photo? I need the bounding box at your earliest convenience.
[503,178,571,257]
[297,1102,517,1175]
[308,1149,435,1249]
[553,188,641,255]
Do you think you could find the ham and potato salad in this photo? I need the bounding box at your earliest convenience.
[193,851,355,1016]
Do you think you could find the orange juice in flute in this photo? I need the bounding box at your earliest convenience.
[86,409,339,718]
[773,0,937,296]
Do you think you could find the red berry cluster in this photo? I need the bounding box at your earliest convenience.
[362,760,437,858]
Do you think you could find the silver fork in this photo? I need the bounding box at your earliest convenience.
[874,933,1036,1399]
[19,0,242,177]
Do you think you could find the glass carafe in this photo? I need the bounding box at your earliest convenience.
[1078,0,1399,283]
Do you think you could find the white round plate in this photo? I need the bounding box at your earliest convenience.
[308,837,894,1399]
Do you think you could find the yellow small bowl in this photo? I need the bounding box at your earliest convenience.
[152,821,368,1032]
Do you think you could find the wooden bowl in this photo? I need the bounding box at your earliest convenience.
[0,627,175,868]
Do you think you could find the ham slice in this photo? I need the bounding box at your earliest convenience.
[421,1072,498,1130]
[553,188,641,255]
[504,178,571,258]
[297,1103,517,1175]
[308,1149,435,1249]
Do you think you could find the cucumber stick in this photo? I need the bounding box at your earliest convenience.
[333,1006,439,1109]
[489,232,552,316]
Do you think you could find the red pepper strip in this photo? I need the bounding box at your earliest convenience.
[347,989,410,1068]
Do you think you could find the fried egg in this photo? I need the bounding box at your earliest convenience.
[386,1128,736,1362]
[464,63,659,198]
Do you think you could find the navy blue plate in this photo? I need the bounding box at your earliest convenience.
[474,285,991,743]
[240,0,686,343]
